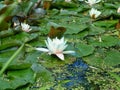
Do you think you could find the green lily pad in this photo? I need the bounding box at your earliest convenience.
[52,1,78,8]
[38,53,76,68]
[25,51,41,64]
[0,69,34,90]
[93,20,118,28]
[60,9,78,16]
[75,43,94,57]
[103,3,117,9]
[0,21,9,30]
[104,50,120,66]
[89,25,105,35]
[102,9,116,18]
[65,30,88,40]
[64,24,88,34]
[83,54,104,68]
[0,47,31,70]
[84,50,120,68]
[0,28,15,38]
[31,63,54,82]
[88,35,120,47]
[0,32,38,50]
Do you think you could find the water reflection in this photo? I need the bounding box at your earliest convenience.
[52,58,90,89]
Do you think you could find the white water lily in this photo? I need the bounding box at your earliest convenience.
[85,0,101,6]
[117,7,120,13]
[36,37,75,60]
[78,0,84,1]
[65,0,71,2]
[89,8,101,19]
[21,23,32,32]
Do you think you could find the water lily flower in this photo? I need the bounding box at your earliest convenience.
[21,23,32,32]
[65,0,71,2]
[36,37,75,60]
[85,0,101,6]
[78,0,84,1]
[117,7,120,13]
[89,8,101,19]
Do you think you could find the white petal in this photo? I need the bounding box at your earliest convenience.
[45,40,50,49]
[47,37,51,46]
[96,0,101,3]
[36,48,49,52]
[56,53,64,60]
[117,7,120,13]
[63,51,75,54]
[60,37,64,42]
[45,38,54,52]
[85,0,89,3]
[58,44,67,51]
[95,11,101,18]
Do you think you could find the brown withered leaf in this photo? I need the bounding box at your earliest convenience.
[43,1,52,10]
[116,20,120,29]
[48,26,66,39]
[4,0,14,5]
[116,19,120,38]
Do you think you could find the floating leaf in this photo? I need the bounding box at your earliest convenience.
[31,63,54,82]
[84,50,120,68]
[64,24,88,34]
[38,53,76,68]
[116,19,120,32]
[60,9,78,16]
[48,26,66,38]
[0,21,9,30]
[93,20,118,28]
[43,1,52,10]
[103,3,117,9]
[101,9,116,18]
[0,28,14,38]
[0,69,34,90]
[75,43,94,57]
[88,35,120,47]
[0,46,31,70]
[25,51,41,64]
[104,50,120,66]
[52,1,78,8]
[83,53,104,68]
[89,25,105,35]
[0,32,38,50]
[66,30,88,40]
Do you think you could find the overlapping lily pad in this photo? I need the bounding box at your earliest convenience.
[0,69,34,90]
[104,50,120,66]
[88,35,120,47]
[0,32,38,50]
[75,43,94,57]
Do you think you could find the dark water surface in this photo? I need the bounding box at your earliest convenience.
[51,58,90,90]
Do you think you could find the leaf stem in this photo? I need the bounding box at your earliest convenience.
[0,44,24,76]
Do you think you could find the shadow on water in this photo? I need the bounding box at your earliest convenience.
[51,58,92,90]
